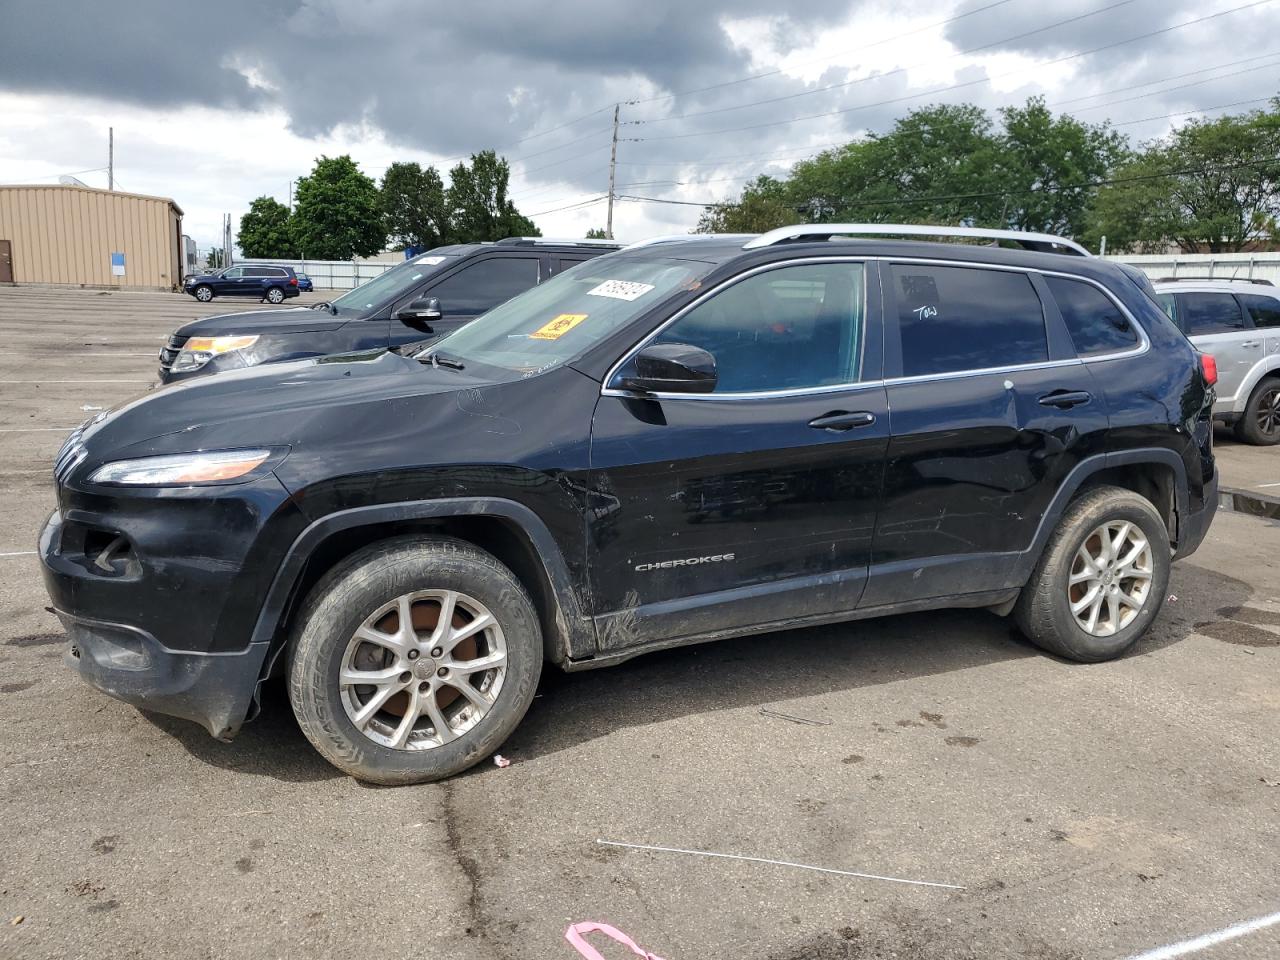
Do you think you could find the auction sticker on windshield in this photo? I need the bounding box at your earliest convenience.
[587,280,655,301]
[530,313,589,340]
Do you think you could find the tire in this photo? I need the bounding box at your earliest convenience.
[193,285,213,302]
[265,287,285,304]
[1233,378,1280,445]
[288,535,542,784]
[1013,485,1170,663]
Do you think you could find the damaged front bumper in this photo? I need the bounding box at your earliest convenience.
[56,609,269,740]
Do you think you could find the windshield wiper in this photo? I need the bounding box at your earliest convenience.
[420,350,465,370]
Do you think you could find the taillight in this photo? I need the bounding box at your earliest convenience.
[1200,352,1218,387]
[290,277,298,286]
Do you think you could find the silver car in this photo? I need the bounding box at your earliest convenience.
[1153,278,1280,445]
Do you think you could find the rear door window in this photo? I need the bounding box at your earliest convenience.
[1045,276,1138,356]
[1178,292,1247,335]
[426,257,540,314]
[889,264,1047,377]
[1238,293,1280,328]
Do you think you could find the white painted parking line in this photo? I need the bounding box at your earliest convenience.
[0,379,149,384]
[1124,909,1280,959]
[0,551,37,558]
[0,427,79,433]
[1257,481,1280,488]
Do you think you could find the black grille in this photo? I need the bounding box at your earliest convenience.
[158,333,189,371]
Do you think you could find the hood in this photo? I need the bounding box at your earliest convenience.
[175,306,350,337]
[75,349,490,463]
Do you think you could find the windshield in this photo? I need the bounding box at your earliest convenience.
[427,256,712,375]
[329,253,459,313]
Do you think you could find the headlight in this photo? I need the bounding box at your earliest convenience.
[88,449,272,486]
[172,335,259,372]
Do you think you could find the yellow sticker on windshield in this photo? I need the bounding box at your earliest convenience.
[530,313,588,340]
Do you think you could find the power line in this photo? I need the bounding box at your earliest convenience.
[1060,60,1280,114]
[625,0,1017,107]
[1049,50,1280,108]
[624,0,1277,142]
[526,195,609,217]
[620,154,1280,210]
[630,0,1139,125]
[1112,95,1279,126]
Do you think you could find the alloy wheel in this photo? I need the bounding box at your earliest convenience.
[339,590,507,750]
[1067,520,1153,637]
[1256,387,1280,437]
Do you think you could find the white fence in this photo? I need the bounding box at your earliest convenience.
[238,251,1280,291]
[1108,252,1280,285]
[236,257,400,290]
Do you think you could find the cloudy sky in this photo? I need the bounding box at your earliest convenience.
[1,0,1276,252]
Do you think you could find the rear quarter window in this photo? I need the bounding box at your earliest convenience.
[1045,276,1138,356]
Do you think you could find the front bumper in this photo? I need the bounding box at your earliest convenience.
[39,470,305,739]
[57,609,268,739]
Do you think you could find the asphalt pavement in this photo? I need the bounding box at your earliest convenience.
[0,287,1277,960]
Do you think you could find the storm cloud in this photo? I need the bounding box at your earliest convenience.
[2,0,1276,241]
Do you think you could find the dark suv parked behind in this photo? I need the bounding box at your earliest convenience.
[43,225,1217,784]
[160,239,620,382]
[183,264,300,304]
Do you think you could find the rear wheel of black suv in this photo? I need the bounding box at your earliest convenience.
[1013,485,1170,663]
[265,287,286,304]
[288,536,542,784]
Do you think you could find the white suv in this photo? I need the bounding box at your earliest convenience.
[1153,278,1280,445]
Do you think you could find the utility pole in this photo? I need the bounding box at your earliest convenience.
[606,103,619,240]
[108,127,114,191]
[288,180,293,210]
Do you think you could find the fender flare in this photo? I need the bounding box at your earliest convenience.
[248,496,594,665]
[1021,448,1189,575]
[1230,356,1280,409]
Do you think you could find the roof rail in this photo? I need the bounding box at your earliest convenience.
[742,223,1091,257]
[624,233,755,250]
[495,237,622,248]
[1154,275,1274,286]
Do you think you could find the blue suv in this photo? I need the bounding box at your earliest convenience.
[183,264,300,304]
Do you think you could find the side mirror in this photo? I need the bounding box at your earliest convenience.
[614,342,717,394]
[396,297,442,325]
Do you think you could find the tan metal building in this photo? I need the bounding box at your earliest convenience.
[0,184,184,290]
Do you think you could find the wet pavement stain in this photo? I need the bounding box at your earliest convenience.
[945,736,981,747]
[0,681,35,693]
[1195,619,1280,647]
[5,632,61,648]
[1216,605,1280,628]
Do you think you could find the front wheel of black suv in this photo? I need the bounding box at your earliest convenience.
[288,536,543,784]
[1013,485,1170,663]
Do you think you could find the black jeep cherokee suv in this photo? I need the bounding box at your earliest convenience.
[159,239,620,383]
[42,225,1217,784]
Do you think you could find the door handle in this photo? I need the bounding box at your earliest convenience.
[808,410,876,431]
[1037,390,1092,409]
[1241,340,1261,347]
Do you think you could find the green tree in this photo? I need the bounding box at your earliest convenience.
[290,155,386,260]
[381,161,448,250]
[205,247,223,268]
[997,98,1128,237]
[584,227,610,239]
[695,175,795,233]
[1088,102,1280,252]
[446,150,540,242]
[236,196,297,259]
[788,104,1004,225]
